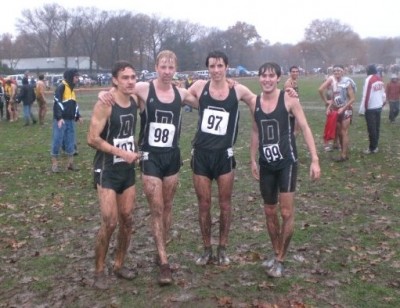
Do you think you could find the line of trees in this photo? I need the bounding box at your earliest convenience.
[1,3,399,75]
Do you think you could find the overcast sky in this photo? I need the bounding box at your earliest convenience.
[3,0,399,45]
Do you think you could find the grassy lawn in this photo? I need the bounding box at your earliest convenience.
[0,76,399,307]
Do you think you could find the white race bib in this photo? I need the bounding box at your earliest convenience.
[148,122,175,147]
[263,144,283,163]
[201,108,229,135]
[113,135,135,164]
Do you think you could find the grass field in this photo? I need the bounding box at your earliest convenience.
[0,75,399,307]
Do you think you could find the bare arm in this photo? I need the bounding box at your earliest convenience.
[250,116,260,181]
[179,87,199,109]
[87,101,139,164]
[286,94,321,180]
[318,78,331,106]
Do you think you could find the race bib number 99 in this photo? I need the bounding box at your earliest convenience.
[263,144,283,163]
[149,122,175,147]
[201,108,229,135]
[113,135,135,164]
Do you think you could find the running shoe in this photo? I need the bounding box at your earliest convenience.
[195,247,213,265]
[217,245,230,265]
[158,264,172,286]
[262,257,276,269]
[266,261,284,278]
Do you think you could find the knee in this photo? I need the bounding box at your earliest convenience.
[120,214,133,229]
[281,208,294,221]
[219,201,231,212]
[264,205,277,216]
[199,200,212,212]
[102,216,118,233]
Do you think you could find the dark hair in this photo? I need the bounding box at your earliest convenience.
[333,64,345,71]
[289,65,299,72]
[63,68,79,85]
[22,77,29,85]
[38,74,45,80]
[111,60,135,78]
[205,50,228,67]
[258,62,282,78]
[366,64,378,75]
[111,61,136,88]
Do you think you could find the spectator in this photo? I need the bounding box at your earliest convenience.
[5,78,18,122]
[51,69,82,173]
[36,74,48,125]
[385,73,400,123]
[0,80,4,121]
[16,77,37,126]
[359,64,386,154]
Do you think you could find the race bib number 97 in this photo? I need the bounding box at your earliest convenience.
[201,108,229,135]
[113,135,135,164]
[149,122,175,147]
[263,144,283,163]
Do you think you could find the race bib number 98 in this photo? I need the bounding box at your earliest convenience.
[263,144,283,163]
[149,122,175,147]
[201,108,229,135]
[113,135,135,164]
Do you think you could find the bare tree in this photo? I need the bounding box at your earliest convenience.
[79,7,110,74]
[304,19,365,66]
[52,7,83,68]
[17,4,65,57]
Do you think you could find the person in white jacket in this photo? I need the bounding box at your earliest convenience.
[359,64,386,154]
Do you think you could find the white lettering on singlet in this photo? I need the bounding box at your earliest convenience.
[261,119,283,163]
[201,107,229,135]
[113,135,135,164]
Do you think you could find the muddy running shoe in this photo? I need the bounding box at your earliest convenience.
[217,245,230,266]
[158,264,172,286]
[262,258,276,269]
[113,266,138,280]
[93,272,108,290]
[266,261,284,278]
[195,247,213,265]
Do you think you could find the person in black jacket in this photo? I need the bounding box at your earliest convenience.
[51,69,81,172]
[17,77,36,126]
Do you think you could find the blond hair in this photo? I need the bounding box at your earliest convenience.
[156,50,177,66]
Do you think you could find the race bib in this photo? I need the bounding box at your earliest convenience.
[263,144,283,163]
[113,135,135,164]
[201,108,229,135]
[148,122,175,147]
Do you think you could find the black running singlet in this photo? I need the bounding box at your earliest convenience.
[93,97,138,171]
[192,81,239,150]
[254,90,297,170]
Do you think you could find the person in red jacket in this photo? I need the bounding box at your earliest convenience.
[385,73,400,123]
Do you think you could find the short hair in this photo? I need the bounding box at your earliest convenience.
[333,64,344,71]
[205,50,229,67]
[156,50,177,67]
[289,65,299,72]
[258,62,282,78]
[111,60,135,88]
[38,74,45,80]
[111,60,135,78]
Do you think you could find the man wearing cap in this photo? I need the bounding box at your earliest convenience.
[385,73,400,123]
